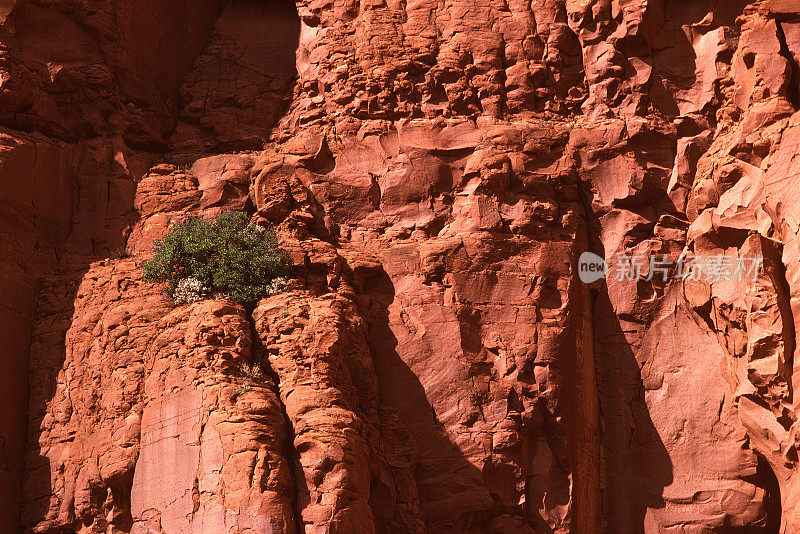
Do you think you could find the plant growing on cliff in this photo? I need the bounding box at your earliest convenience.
[238,361,263,380]
[143,211,288,305]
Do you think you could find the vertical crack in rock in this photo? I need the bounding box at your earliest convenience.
[566,245,601,531]
[249,314,304,531]
[252,292,380,533]
[568,177,602,533]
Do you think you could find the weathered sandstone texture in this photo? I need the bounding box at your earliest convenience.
[1,0,800,532]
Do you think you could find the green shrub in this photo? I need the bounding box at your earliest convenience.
[143,211,289,305]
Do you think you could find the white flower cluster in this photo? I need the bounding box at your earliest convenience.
[173,277,209,304]
[264,276,289,297]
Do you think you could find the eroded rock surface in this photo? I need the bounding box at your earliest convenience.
[2,0,800,532]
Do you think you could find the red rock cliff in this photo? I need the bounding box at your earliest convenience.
[2,0,800,532]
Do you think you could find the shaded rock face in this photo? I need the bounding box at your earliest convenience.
[3,0,800,532]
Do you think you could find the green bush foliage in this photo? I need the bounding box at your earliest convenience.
[143,211,288,305]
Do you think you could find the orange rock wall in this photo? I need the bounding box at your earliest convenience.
[2,0,800,532]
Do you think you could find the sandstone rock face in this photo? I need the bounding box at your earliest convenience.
[25,262,295,533]
[3,0,800,532]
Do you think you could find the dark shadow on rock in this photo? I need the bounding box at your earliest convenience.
[355,266,555,532]
[738,454,782,534]
[19,264,92,531]
[577,153,674,533]
[170,0,301,155]
[592,286,674,534]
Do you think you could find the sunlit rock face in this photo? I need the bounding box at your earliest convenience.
[2,0,800,532]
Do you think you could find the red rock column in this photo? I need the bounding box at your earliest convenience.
[23,262,296,533]
[254,291,379,534]
[131,300,295,534]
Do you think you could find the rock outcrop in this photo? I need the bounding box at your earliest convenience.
[1,0,800,532]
